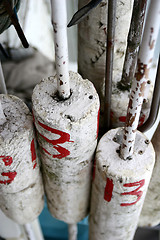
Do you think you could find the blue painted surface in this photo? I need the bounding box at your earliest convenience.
[39,202,89,240]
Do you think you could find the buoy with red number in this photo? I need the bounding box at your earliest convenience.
[0,94,44,224]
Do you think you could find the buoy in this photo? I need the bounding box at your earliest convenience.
[78,0,134,126]
[139,120,160,227]
[0,94,44,224]
[89,0,160,237]
[32,71,99,224]
[32,1,100,239]
[89,128,155,240]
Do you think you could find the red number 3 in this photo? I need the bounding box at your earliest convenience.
[0,156,17,184]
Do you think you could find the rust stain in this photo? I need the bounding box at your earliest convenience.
[149,35,155,49]
[124,135,127,140]
[135,59,149,81]
[122,144,127,148]
[126,112,136,127]
[125,130,129,134]
[60,80,63,85]
[128,99,133,110]
[139,82,147,97]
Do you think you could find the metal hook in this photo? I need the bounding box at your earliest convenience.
[2,0,29,48]
[138,56,160,132]
[67,0,103,27]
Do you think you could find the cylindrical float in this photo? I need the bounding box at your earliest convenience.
[78,0,153,130]
[78,0,134,114]
[139,122,160,227]
[89,127,155,240]
[32,71,100,224]
[0,94,44,224]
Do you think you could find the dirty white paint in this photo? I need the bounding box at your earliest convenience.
[0,94,44,224]
[50,0,70,99]
[139,122,160,227]
[32,71,100,224]
[89,128,155,240]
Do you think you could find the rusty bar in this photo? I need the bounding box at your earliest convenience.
[120,0,160,160]
[117,0,148,91]
[139,57,160,132]
[104,0,117,132]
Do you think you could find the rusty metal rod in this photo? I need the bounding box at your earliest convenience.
[139,57,160,132]
[104,0,117,132]
[117,0,148,91]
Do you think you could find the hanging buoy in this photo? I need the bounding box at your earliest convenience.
[32,1,100,239]
[78,0,134,128]
[0,94,44,224]
[89,0,160,237]
[139,121,160,227]
[32,71,100,224]
[89,128,155,240]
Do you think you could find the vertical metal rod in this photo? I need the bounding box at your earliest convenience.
[0,61,7,94]
[50,0,70,100]
[104,0,117,132]
[139,56,160,132]
[68,224,77,240]
[120,0,160,160]
[117,0,148,91]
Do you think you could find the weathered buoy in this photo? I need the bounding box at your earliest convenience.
[32,71,100,224]
[89,128,155,240]
[78,0,134,123]
[0,94,44,224]
[139,121,160,227]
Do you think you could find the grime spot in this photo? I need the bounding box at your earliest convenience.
[126,112,136,127]
[145,139,150,144]
[60,80,63,85]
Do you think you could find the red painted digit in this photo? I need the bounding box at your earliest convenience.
[36,120,73,159]
[31,139,37,169]
[38,120,73,145]
[96,108,100,139]
[92,159,96,181]
[0,156,13,166]
[104,178,114,202]
[52,145,70,159]
[0,171,17,184]
[120,179,145,206]
[119,116,126,123]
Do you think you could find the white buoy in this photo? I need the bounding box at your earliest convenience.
[32,71,100,225]
[139,121,160,227]
[0,94,44,224]
[78,0,134,118]
[89,128,155,240]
